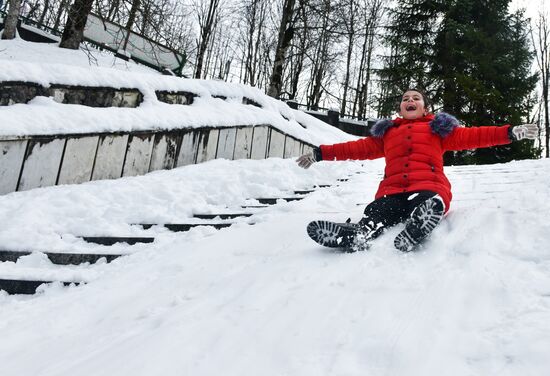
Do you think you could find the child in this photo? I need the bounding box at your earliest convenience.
[297,89,538,252]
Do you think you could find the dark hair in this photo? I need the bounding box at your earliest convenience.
[396,88,431,112]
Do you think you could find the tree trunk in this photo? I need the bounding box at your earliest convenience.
[141,1,150,36]
[1,0,22,40]
[544,94,549,158]
[244,0,258,85]
[267,0,296,98]
[59,0,94,49]
[107,0,119,21]
[122,0,140,51]
[307,0,331,109]
[341,0,355,115]
[353,27,369,117]
[194,0,220,79]
[38,0,50,25]
[252,3,266,86]
[532,12,550,157]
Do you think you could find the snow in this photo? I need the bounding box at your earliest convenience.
[1,157,550,375]
[0,39,355,146]
[2,37,550,376]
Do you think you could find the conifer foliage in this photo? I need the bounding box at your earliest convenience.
[378,0,443,116]
[380,0,539,163]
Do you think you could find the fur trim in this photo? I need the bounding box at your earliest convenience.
[370,118,394,138]
[429,112,460,138]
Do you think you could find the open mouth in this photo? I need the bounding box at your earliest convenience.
[406,105,416,111]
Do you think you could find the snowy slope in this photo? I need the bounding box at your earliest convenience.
[1,157,549,376]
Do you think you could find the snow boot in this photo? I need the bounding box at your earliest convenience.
[307,220,371,252]
[394,195,445,252]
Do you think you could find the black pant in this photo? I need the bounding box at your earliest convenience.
[358,190,438,239]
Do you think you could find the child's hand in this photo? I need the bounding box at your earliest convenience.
[510,124,539,141]
[296,153,317,169]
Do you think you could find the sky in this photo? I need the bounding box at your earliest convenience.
[511,0,546,19]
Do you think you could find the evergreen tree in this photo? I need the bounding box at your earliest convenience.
[377,0,443,117]
[432,0,539,164]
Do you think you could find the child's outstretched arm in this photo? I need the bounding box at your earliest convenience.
[296,137,384,169]
[442,123,538,151]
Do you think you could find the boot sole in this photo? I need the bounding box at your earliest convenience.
[394,196,445,252]
[307,220,370,252]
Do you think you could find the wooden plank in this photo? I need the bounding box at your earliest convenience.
[216,128,237,160]
[0,140,27,195]
[18,138,65,191]
[149,133,180,172]
[92,134,128,180]
[284,136,302,158]
[122,134,155,177]
[256,197,304,205]
[81,236,154,245]
[0,250,122,265]
[0,279,79,295]
[57,136,99,185]
[139,223,233,231]
[176,131,200,167]
[301,144,314,155]
[204,129,220,162]
[233,127,254,160]
[268,129,286,158]
[193,213,253,219]
[250,126,269,160]
[196,129,219,163]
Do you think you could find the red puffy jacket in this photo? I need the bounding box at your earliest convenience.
[319,113,511,212]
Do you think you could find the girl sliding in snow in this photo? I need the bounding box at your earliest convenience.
[296,89,538,252]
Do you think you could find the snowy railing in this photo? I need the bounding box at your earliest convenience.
[0,125,314,195]
[0,81,143,107]
[0,82,266,109]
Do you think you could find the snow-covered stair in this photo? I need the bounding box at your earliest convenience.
[0,159,356,294]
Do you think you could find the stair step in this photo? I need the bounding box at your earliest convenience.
[255,197,304,205]
[81,237,155,245]
[139,223,234,231]
[0,278,81,295]
[0,250,122,265]
[193,213,253,220]
[293,190,315,195]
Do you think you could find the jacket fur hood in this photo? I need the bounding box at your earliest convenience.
[370,112,460,138]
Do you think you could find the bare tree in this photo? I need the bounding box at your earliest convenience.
[240,0,268,86]
[532,11,550,157]
[38,0,51,25]
[339,0,356,115]
[286,1,308,100]
[353,0,385,119]
[306,0,338,109]
[194,0,221,79]
[122,0,140,50]
[1,0,22,40]
[267,0,296,98]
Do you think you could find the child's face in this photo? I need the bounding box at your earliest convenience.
[399,90,427,119]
